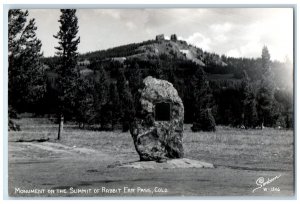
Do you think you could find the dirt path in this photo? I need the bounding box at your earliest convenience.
[22,142,107,156]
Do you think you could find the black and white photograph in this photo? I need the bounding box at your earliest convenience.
[5,5,295,198]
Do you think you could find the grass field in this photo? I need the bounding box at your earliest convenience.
[8,117,294,197]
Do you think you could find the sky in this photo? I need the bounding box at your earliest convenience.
[28,8,293,62]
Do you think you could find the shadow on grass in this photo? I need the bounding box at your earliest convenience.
[14,138,50,143]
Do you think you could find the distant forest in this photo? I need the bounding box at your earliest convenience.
[9,9,293,132]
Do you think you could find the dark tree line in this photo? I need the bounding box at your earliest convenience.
[44,46,292,131]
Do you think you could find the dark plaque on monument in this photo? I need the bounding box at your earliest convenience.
[155,102,171,121]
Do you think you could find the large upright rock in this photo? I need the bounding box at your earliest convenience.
[130,76,184,161]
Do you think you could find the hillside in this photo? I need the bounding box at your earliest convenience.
[78,34,226,67]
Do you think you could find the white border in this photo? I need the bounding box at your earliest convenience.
[1,0,299,203]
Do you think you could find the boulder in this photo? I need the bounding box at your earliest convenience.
[155,34,165,41]
[170,34,178,41]
[130,76,184,161]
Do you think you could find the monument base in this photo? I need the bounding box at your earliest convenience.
[116,158,214,169]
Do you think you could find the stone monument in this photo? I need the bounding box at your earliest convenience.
[130,76,184,161]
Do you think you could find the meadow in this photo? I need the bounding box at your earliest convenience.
[8,117,294,197]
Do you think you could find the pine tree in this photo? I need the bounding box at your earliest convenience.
[166,67,176,84]
[122,86,135,132]
[128,63,142,108]
[8,9,46,113]
[262,46,271,74]
[151,60,164,79]
[128,63,142,93]
[53,9,80,139]
[94,66,109,129]
[191,108,216,132]
[192,68,213,111]
[117,68,135,132]
[256,79,274,128]
[240,71,258,128]
[108,83,120,130]
[190,68,215,131]
[256,46,275,128]
[274,89,293,128]
[75,77,95,128]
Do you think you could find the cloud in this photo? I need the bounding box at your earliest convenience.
[210,22,233,33]
[96,10,121,20]
[181,8,293,62]
[164,35,170,40]
[226,41,262,59]
[214,34,228,43]
[226,49,241,58]
[180,32,212,51]
[125,21,137,30]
